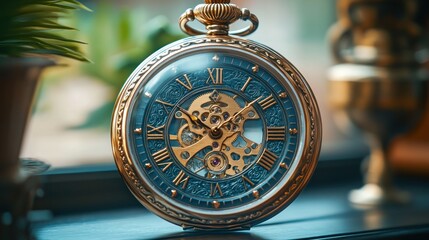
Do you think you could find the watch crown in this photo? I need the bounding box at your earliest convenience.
[205,0,230,3]
[194,1,241,35]
[179,0,259,36]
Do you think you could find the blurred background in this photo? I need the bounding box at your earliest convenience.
[20,0,423,171]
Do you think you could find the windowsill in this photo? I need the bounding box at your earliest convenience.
[30,154,429,239]
[32,175,429,239]
[33,151,366,215]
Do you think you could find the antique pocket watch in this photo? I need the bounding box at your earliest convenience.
[111,0,321,230]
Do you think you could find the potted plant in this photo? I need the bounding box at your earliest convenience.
[0,0,89,177]
[0,0,89,238]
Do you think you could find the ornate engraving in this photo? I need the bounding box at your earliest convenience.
[244,79,266,100]
[246,165,268,184]
[266,141,284,157]
[112,36,321,229]
[264,105,284,126]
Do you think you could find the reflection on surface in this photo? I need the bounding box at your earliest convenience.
[154,232,265,240]
[34,181,429,239]
[363,209,384,230]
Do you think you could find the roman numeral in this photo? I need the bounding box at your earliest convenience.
[169,135,178,141]
[241,175,255,191]
[173,170,189,189]
[153,147,172,172]
[258,149,278,171]
[240,77,252,92]
[259,94,276,110]
[155,99,174,113]
[157,161,173,172]
[207,68,223,85]
[175,74,193,90]
[147,124,164,140]
[210,183,223,197]
[152,148,170,163]
[267,127,286,141]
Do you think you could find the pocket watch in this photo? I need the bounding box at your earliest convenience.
[111,0,321,230]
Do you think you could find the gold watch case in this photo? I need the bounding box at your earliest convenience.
[111,0,321,230]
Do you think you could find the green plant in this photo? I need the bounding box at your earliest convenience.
[72,4,184,129]
[0,0,90,61]
[80,5,184,91]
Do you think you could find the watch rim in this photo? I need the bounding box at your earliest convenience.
[111,35,322,229]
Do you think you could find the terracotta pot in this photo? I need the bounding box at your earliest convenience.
[0,58,54,180]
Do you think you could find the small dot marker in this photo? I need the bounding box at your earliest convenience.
[253,190,260,199]
[279,92,287,98]
[145,163,152,169]
[171,189,177,198]
[289,128,298,135]
[134,128,142,134]
[212,200,220,209]
[280,163,289,169]
[252,65,259,73]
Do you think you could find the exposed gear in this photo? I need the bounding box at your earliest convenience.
[177,124,200,147]
[171,90,262,179]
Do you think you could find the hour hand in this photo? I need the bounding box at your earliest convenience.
[177,106,211,129]
[175,109,206,135]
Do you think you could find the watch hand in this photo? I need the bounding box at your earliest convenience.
[178,106,211,129]
[213,96,262,131]
[194,166,206,174]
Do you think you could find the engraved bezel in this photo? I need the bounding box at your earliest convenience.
[111,35,322,229]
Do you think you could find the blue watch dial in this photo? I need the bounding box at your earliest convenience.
[130,50,300,210]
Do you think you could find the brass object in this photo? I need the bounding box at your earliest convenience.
[211,200,220,209]
[112,0,321,230]
[179,0,259,36]
[252,65,259,73]
[329,0,427,206]
[289,128,298,135]
[279,92,288,98]
[172,91,261,178]
[280,163,288,169]
[252,190,260,199]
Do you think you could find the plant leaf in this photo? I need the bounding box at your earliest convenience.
[0,0,91,61]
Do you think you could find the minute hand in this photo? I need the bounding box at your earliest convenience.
[214,96,262,131]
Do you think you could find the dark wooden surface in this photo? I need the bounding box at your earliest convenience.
[32,179,429,240]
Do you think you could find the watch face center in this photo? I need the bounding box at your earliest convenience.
[170,90,265,179]
[209,128,223,139]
